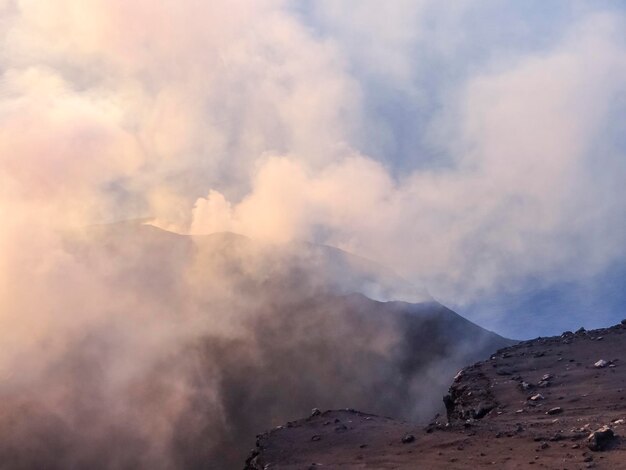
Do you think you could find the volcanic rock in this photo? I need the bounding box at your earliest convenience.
[587,426,615,451]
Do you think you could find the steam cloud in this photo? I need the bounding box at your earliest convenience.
[1,1,626,468]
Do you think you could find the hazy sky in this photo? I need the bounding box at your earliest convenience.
[1,1,625,337]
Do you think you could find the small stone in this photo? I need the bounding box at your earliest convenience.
[310,408,321,417]
[311,435,321,441]
[587,426,615,451]
[401,434,415,444]
[594,360,608,368]
[530,393,544,401]
[546,407,563,415]
[520,381,532,391]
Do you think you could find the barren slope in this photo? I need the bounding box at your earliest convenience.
[246,322,626,469]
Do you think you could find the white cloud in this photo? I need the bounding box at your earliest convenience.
[0,0,623,365]
[191,11,626,303]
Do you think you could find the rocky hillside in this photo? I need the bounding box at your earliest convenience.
[245,321,626,469]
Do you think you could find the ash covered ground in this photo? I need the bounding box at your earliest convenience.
[247,322,626,469]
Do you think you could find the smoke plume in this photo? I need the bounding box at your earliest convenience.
[1,1,625,467]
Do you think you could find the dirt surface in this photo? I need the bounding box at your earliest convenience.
[245,322,626,469]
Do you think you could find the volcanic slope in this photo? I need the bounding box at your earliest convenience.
[245,322,626,469]
[0,222,513,470]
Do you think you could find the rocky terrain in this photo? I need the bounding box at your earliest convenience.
[245,321,626,469]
